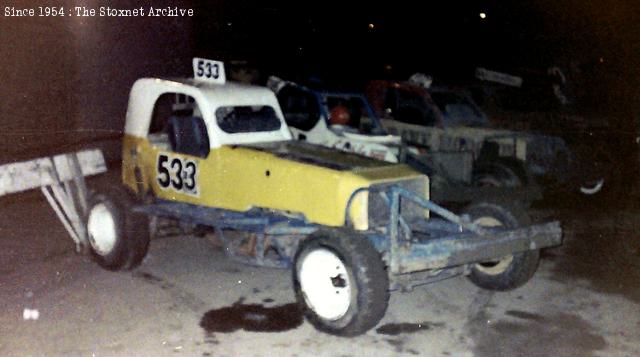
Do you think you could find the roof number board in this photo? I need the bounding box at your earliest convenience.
[193,57,226,84]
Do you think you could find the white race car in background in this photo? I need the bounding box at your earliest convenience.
[267,76,405,163]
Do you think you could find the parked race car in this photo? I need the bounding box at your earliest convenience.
[266,76,404,162]
[268,77,542,205]
[83,59,562,336]
[365,79,603,195]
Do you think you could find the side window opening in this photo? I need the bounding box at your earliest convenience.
[394,89,437,127]
[430,91,488,127]
[216,105,281,134]
[384,88,398,115]
[149,93,210,157]
[325,95,386,135]
[326,97,362,130]
[277,86,320,131]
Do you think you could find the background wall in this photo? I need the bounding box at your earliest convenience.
[0,0,195,163]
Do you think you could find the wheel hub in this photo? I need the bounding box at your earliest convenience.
[474,216,513,275]
[87,203,117,256]
[298,248,351,321]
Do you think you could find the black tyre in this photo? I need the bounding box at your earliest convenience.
[85,188,150,271]
[293,229,389,336]
[462,201,539,291]
[473,162,523,188]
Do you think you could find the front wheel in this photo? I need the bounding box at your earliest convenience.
[85,188,150,271]
[293,229,389,336]
[462,201,540,291]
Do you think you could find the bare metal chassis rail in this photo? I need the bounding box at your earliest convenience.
[380,186,561,275]
[137,184,562,281]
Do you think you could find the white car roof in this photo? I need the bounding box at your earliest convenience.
[136,77,279,106]
[124,78,292,146]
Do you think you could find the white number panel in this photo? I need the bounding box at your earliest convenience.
[192,57,226,84]
[156,153,199,196]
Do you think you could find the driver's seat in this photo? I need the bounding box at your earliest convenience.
[166,116,210,157]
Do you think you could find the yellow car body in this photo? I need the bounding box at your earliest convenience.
[122,78,428,231]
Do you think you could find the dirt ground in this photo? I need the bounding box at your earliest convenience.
[1,175,639,356]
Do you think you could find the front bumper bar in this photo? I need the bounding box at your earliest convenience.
[393,221,561,274]
[377,186,562,274]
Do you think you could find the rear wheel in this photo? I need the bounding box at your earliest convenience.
[86,188,150,271]
[579,178,605,195]
[473,162,523,188]
[463,201,539,291]
[293,229,389,336]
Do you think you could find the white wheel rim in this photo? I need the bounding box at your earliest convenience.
[474,216,513,275]
[476,175,502,187]
[298,248,351,321]
[87,203,118,255]
[580,178,604,195]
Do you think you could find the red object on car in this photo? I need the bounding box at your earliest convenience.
[329,105,351,125]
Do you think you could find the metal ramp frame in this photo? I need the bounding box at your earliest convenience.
[0,149,107,252]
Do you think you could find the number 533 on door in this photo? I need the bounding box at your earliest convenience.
[156,153,199,196]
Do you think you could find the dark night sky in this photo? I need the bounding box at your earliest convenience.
[192,0,639,86]
[1,0,638,161]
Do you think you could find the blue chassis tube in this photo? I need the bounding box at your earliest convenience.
[135,185,562,274]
